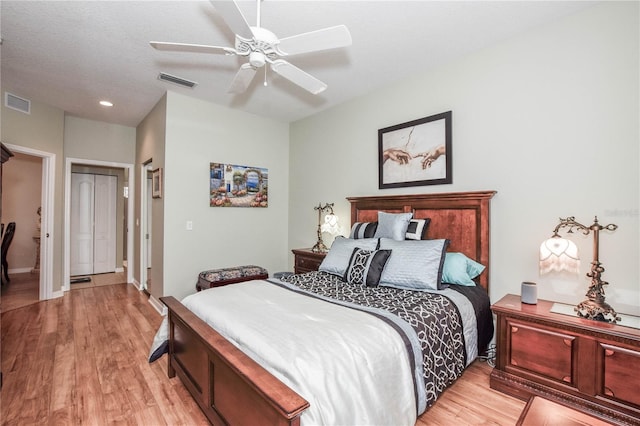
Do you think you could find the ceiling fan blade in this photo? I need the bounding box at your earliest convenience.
[270,60,327,95]
[150,41,235,55]
[228,63,257,94]
[210,0,254,40]
[277,25,352,56]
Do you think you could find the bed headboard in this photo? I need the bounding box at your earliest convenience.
[347,191,496,291]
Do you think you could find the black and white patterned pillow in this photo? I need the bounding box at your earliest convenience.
[344,247,392,287]
[349,222,378,239]
[405,218,431,240]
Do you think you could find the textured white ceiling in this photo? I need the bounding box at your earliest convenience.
[1,1,597,127]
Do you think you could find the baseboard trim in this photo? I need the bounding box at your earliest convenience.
[115,267,124,273]
[8,267,33,274]
[148,295,167,316]
[131,279,143,291]
[51,290,64,299]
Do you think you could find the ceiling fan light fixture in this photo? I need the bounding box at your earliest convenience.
[249,51,266,68]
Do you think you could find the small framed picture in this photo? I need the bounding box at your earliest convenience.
[152,168,163,198]
[379,111,452,189]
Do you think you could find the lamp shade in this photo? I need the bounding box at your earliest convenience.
[539,236,580,275]
[321,213,343,235]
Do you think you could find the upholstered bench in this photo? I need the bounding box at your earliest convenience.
[196,265,269,291]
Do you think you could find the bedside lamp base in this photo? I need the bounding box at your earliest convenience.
[575,298,620,324]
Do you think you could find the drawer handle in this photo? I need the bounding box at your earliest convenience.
[604,387,614,397]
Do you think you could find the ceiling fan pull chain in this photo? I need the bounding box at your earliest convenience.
[264,66,268,87]
[256,0,261,28]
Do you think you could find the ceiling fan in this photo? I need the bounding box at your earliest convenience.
[150,0,352,95]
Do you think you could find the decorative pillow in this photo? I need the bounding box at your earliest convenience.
[405,218,431,240]
[378,238,449,291]
[349,222,378,239]
[344,248,392,287]
[373,211,413,241]
[318,236,378,277]
[442,252,485,286]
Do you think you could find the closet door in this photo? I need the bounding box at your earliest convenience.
[93,175,116,274]
[70,173,117,276]
[70,173,95,276]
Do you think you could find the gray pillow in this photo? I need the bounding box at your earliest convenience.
[373,211,413,240]
[378,238,449,291]
[349,222,378,239]
[318,236,378,277]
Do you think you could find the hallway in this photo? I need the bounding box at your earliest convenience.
[0,271,127,313]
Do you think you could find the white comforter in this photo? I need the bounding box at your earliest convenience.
[179,279,417,426]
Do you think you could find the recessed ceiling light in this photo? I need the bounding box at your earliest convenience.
[99,100,113,107]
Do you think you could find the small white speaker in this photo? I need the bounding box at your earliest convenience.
[521,282,538,304]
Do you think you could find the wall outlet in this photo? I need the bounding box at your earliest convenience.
[186,221,193,231]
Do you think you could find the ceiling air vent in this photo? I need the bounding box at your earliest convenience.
[5,92,31,114]
[158,72,197,88]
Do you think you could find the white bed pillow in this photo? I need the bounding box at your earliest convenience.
[378,238,449,291]
[318,236,378,277]
[373,212,413,240]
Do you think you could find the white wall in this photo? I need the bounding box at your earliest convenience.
[290,2,639,314]
[162,91,290,300]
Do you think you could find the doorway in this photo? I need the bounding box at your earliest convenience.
[2,144,54,301]
[64,158,134,292]
[140,162,153,292]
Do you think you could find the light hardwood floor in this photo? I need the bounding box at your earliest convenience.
[1,283,525,425]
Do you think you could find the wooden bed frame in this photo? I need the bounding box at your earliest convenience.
[160,190,495,425]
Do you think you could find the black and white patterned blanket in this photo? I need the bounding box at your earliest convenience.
[278,271,473,412]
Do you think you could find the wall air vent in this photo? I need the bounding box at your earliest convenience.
[5,92,31,114]
[158,72,197,89]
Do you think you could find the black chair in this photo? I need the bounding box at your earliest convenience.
[1,222,16,283]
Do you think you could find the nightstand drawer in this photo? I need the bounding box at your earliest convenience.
[292,249,326,274]
[506,319,576,385]
[600,343,640,407]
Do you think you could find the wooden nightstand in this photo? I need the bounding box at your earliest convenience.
[490,294,640,425]
[292,249,326,274]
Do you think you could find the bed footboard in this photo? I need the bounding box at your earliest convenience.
[160,296,310,426]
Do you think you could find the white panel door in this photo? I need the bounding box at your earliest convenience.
[70,173,95,276]
[70,173,117,276]
[93,175,117,274]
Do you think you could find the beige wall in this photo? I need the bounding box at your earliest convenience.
[289,2,640,314]
[1,95,65,293]
[64,116,135,164]
[161,91,289,301]
[135,94,166,301]
[3,153,42,271]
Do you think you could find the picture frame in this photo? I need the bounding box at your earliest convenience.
[209,162,268,208]
[378,111,452,189]
[152,168,163,199]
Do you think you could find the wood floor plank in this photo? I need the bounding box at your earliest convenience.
[2,279,525,425]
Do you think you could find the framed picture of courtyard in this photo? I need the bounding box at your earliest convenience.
[209,163,268,208]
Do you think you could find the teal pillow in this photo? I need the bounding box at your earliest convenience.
[442,252,485,286]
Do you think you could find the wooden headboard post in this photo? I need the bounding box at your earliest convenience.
[347,191,496,291]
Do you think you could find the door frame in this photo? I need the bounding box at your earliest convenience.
[139,161,153,292]
[64,157,135,292]
[4,144,55,300]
